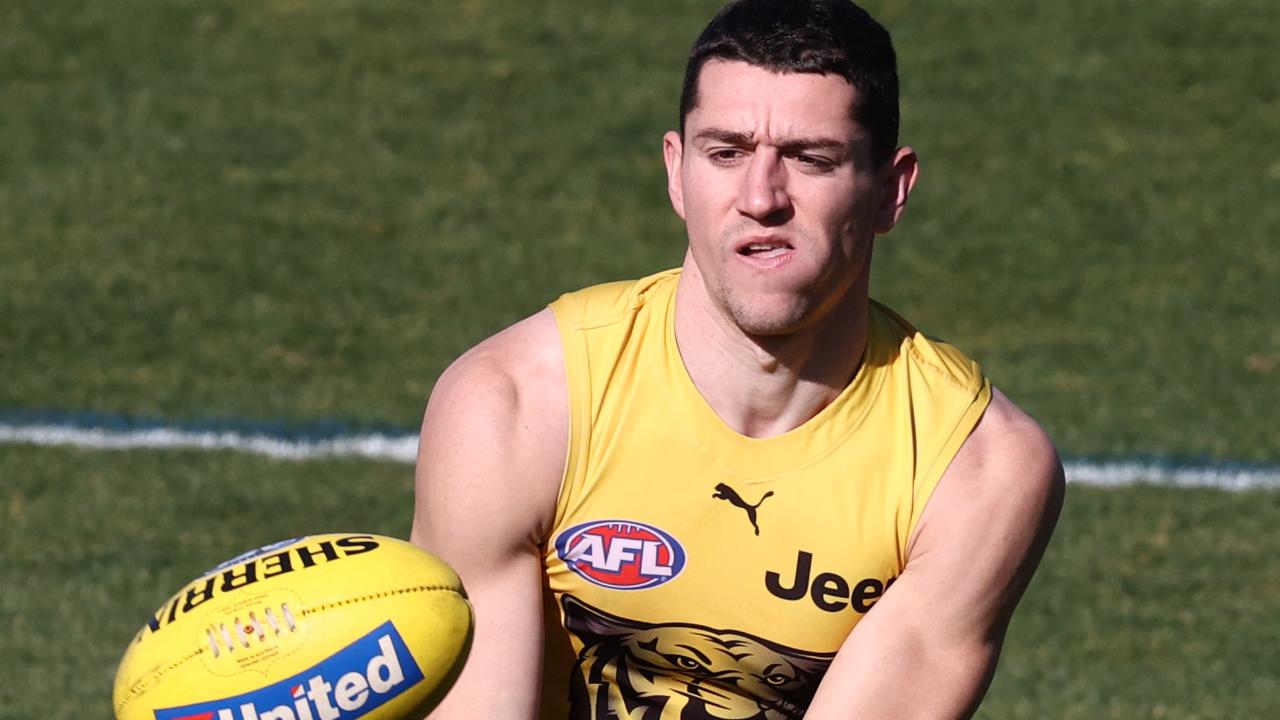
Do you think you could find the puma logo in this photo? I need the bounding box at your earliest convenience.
[713,483,774,536]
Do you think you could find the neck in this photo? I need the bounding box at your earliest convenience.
[673,258,870,439]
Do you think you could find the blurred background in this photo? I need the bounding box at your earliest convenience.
[1,1,1277,717]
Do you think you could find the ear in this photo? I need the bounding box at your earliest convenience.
[663,130,686,220]
[873,146,919,234]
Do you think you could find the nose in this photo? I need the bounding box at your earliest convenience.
[736,149,791,221]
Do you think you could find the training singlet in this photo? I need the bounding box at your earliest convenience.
[543,269,991,719]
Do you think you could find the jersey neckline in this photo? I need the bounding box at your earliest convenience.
[658,271,895,482]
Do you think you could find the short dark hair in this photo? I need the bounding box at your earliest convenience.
[679,0,900,166]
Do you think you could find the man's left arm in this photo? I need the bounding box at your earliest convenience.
[806,388,1066,719]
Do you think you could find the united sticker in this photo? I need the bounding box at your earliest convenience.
[154,621,423,720]
[555,520,686,590]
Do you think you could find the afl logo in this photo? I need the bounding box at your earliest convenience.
[555,520,686,590]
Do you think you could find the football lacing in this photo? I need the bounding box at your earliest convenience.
[234,619,249,648]
[247,611,265,641]
[264,606,282,634]
[205,602,298,656]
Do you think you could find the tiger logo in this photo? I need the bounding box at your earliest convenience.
[561,595,835,719]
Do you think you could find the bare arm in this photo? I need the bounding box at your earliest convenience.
[806,388,1065,719]
[410,309,567,719]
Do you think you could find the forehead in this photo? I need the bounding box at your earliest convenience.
[687,60,861,140]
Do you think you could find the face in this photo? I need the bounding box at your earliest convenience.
[664,60,917,336]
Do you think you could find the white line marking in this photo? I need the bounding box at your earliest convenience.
[0,424,418,464]
[2,422,1278,490]
[1062,460,1280,491]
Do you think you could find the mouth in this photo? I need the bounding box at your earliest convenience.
[734,236,795,264]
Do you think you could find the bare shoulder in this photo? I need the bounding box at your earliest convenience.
[425,308,566,434]
[933,387,1065,525]
[905,386,1065,619]
[411,308,568,556]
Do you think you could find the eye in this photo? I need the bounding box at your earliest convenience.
[764,673,792,686]
[708,148,746,165]
[664,653,707,673]
[790,154,835,172]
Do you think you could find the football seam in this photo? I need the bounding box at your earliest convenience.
[115,646,202,716]
[114,583,465,716]
[301,583,465,616]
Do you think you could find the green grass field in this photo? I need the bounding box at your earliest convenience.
[5,448,1279,719]
[2,1,1278,718]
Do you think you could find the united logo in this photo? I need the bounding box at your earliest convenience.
[154,621,422,720]
[555,520,686,590]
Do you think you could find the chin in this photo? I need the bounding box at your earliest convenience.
[723,297,812,337]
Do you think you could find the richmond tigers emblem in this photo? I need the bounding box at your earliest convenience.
[561,595,834,719]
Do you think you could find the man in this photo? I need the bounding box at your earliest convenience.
[412,1,1064,717]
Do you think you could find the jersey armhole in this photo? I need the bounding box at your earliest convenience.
[548,294,592,538]
[905,376,993,548]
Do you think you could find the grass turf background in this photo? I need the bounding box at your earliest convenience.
[3,447,1279,719]
[2,0,1279,717]
[2,0,1277,458]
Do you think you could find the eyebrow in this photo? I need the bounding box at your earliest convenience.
[693,127,850,153]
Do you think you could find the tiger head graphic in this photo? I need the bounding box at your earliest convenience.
[560,595,835,720]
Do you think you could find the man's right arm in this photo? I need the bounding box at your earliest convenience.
[409,309,568,719]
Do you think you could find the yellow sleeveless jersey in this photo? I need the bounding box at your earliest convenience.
[543,269,991,719]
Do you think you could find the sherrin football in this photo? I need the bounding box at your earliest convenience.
[113,533,473,720]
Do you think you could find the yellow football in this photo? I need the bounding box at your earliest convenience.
[113,533,472,720]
